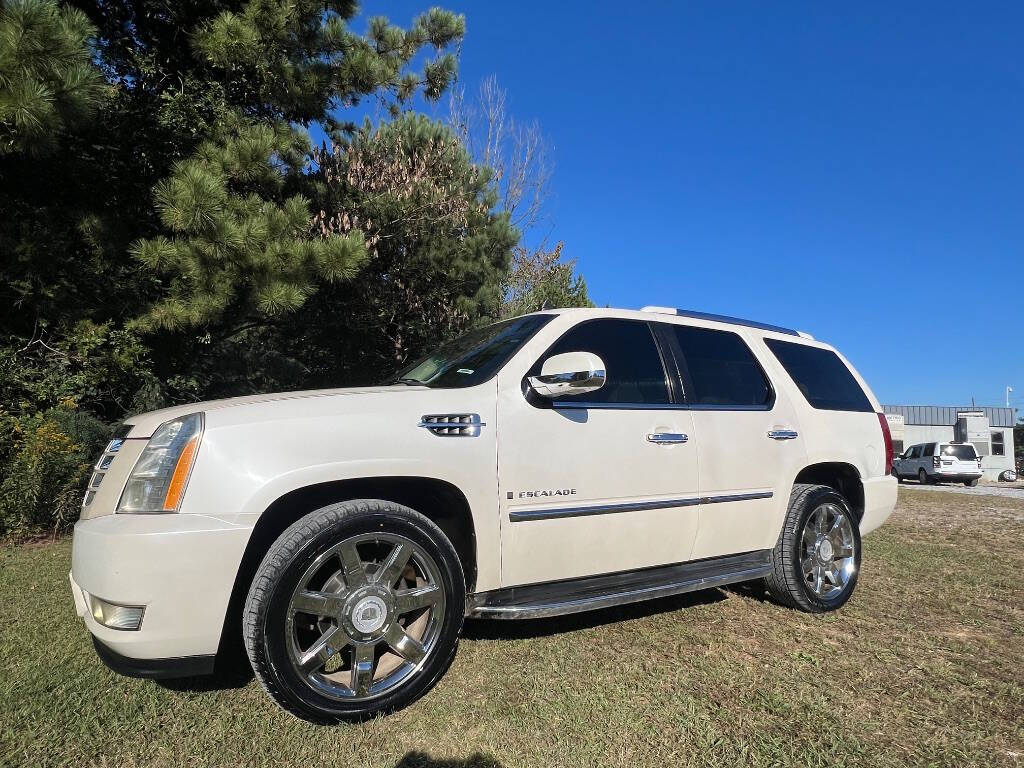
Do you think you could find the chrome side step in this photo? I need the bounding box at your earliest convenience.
[466,550,772,620]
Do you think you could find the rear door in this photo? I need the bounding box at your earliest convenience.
[939,443,979,474]
[658,323,809,560]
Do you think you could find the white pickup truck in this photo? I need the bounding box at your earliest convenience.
[70,306,897,722]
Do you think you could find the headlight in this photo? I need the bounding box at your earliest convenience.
[117,413,203,513]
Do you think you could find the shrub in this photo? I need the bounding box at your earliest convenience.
[0,407,110,539]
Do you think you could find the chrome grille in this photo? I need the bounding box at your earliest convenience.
[82,438,124,508]
[417,414,485,437]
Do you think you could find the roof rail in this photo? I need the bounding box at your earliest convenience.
[639,306,805,337]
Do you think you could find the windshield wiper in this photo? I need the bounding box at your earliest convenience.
[392,377,425,386]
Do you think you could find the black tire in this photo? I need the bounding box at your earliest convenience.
[965,479,979,487]
[918,468,931,485]
[243,500,465,723]
[764,484,862,613]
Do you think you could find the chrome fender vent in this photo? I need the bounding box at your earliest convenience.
[82,438,124,508]
[418,414,485,437]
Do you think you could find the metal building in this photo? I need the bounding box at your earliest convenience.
[882,404,1016,481]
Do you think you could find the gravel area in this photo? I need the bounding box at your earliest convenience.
[899,480,1024,499]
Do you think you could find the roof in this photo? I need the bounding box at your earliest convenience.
[882,404,1017,428]
[639,307,804,337]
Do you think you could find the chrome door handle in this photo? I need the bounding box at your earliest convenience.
[767,429,799,440]
[647,433,688,444]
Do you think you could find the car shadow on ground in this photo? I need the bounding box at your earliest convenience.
[462,587,727,641]
[157,588,729,693]
[156,654,254,692]
[394,753,501,768]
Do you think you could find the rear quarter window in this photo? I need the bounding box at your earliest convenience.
[764,339,873,412]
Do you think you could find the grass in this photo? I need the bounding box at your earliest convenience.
[1,488,1022,768]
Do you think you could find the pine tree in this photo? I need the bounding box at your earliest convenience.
[501,242,593,318]
[131,119,367,330]
[0,0,104,156]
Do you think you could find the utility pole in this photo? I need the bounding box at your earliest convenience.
[1008,386,1014,408]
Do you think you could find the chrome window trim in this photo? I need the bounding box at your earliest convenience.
[551,401,773,412]
[508,490,773,522]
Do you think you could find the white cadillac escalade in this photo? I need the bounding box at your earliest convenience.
[70,306,897,722]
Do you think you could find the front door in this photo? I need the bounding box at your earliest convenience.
[496,318,700,587]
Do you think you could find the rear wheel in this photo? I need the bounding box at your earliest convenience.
[918,468,931,485]
[764,484,861,613]
[965,479,979,487]
[244,500,465,723]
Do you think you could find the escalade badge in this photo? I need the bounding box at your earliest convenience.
[510,489,577,499]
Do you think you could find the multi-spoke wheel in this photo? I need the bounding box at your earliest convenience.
[799,503,856,599]
[244,500,465,722]
[764,484,862,612]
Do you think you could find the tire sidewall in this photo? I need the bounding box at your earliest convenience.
[254,505,465,722]
[787,488,862,612]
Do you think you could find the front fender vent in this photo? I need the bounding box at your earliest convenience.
[418,414,485,437]
[82,438,124,508]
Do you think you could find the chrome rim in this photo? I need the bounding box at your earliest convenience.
[801,503,856,598]
[285,533,446,702]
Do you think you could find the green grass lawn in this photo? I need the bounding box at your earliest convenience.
[2,488,1022,768]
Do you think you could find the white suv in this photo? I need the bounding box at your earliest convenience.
[892,442,983,486]
[70,307,897,722]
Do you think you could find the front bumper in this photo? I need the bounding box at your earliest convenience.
[70,512,254,673]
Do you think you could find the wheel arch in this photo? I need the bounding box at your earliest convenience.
[214,475,477,668]
[791,462,864,521]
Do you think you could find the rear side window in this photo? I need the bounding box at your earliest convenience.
[764,340,872,412]
[531,318,670,405]
[669,325,772,407]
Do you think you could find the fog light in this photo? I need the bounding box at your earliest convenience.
[88,594,145,631]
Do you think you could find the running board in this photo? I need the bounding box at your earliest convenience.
[467,550,772,620]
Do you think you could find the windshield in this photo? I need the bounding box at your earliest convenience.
[388,314,554,389]
[941,444,978,460]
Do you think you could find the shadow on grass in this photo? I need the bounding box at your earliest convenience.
[463,587,727,641]
[395,753,500,768]
[156,653,254,693]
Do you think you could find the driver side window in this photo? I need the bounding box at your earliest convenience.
[529,318,671,405]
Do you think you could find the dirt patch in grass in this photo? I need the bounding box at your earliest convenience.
[1,488,1022,767]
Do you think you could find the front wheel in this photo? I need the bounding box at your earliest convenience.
[764,484,861,613]
[244,500,465,723]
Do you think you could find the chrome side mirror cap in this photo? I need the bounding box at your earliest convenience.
[527,351,606,399]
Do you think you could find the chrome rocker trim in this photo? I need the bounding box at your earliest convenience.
[467,550,772,620]
[508,490,773,522]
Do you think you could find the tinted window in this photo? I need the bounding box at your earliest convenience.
[924,443,937,456]
[764,340,872,412]
[992,432,1005,456]
[531,319,670,404]
[942,444,978,459]
[670,325,771,407]
[392,314,553,388]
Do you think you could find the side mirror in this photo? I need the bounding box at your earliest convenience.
[527,351,606,399]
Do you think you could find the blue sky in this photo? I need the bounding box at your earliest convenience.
[355,2,1023,410]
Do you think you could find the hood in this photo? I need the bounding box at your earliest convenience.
[123,385,425,438]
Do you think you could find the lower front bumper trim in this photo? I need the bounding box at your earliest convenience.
[92,636,216,680]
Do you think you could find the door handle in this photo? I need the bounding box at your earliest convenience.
[767,429,799,440]
[647,433,688,444]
